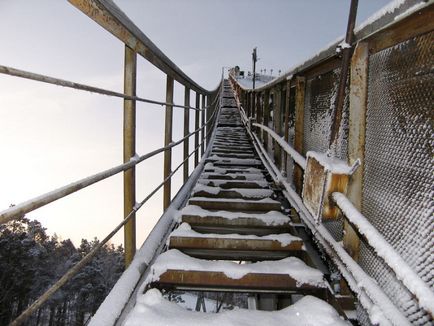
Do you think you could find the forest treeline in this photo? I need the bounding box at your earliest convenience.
[0,216,124,325]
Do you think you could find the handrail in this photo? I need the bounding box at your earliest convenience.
[252,123,307,169]
[332,192,434,315]
[0,92,220,225]
[10,106,220,326]
[0,65,206,112]
[245,121,410,325]
[69,0,211,94]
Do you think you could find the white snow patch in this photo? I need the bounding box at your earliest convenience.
[354,0,407,32]
[306,151,352,174]
[394,2,425,21]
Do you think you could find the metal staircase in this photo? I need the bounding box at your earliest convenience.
[121,81,349,323]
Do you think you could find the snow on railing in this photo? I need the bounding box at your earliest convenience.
[332,192,434,316]
[246,130,411,325]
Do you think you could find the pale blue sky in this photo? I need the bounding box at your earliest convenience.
[0,0,390,246]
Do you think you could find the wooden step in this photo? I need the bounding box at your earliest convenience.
[168,223,302,260]
[188,197,281,212]
[191,186,274,200]
[210,152,256,159]
[200,172,266,181]
[197,179,269,189]
[181,215,293,235]
[146,250,327,294]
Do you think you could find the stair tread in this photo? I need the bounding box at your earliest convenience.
[146,249,326,291]
[189,197,282,211]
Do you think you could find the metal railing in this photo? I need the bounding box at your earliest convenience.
[0,0,223,324]
[229,0,434,323]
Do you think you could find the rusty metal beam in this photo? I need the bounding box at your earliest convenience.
[283,80,291,176]
[194,92,200,167]
[163,76,174,210]
[183,87,190,183]
[201,94,206,157]
[294,76,306,194]
[344,41,369,261]
[123,45,136,266]
[329,0,358,148]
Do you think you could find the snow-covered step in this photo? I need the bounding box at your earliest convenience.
[197,178,269,189]
[212,148,255,155]
[144,249,326,292]
[188,197,281,212]
[210,152,256,159]
[124,288,348,326]
[179,205,293,235]
[206,156,263,168]
[191,184,273,200]
[168,223,303,260]
[200,172,266,181]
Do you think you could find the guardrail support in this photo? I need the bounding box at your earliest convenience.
[163,76,174,210]
[283,80,291,177]
[123,45,137,266]
[183,87,190,183]
[206,94,211,145]
[194,92,200,167]
[294,76,305,194]
[273,85,282,170]
[344,41,368,261]
[263,89,270,151]
[201,94,206,156]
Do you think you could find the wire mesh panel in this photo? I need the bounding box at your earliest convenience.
[303,68,350,241]
[361,31,434,324]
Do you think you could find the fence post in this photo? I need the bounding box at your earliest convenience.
[283,80,291,177]
[183,87,190,183]
[273,84,282,170]
[123,45,137,266]
[201,94,206,156]
[206,94,211,145]
[344,42,368,261]
[263,89,270,151]
[294,76,305,195]
[163,75,174,210]
[194,92,200,167]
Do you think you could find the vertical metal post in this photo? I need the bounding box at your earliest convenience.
[163,76,174,210]
[123,45,137,267]
[283,80,291,176]
[194,92,200,167]
[183,87,190,183]
[273,85,282,169]
[294,76,305,194]
[252,47,257,90]
[201,94,206,156]
[329,0,358,148]
[263,89,270,151]
[206,94,212,145]
[345,41,368,261]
